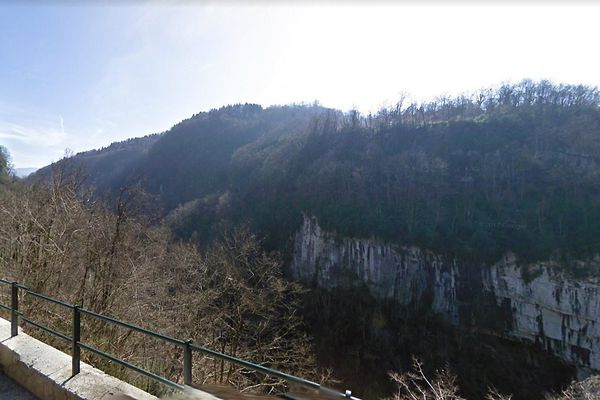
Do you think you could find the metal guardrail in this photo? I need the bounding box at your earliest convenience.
[0,278,359,399]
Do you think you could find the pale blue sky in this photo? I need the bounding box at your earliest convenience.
[1,2,600,168]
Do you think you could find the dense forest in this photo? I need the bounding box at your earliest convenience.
[36,80,600,266]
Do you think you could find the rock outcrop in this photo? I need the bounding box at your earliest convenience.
[291,215,600,372]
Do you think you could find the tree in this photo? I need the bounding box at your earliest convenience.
[156,227,319,394]
[388,359,465,400]
[0,145,12,183]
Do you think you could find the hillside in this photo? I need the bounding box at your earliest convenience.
[35,80,600,265]
[24,80,600,399]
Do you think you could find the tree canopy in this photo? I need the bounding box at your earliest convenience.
[34,81,600,264]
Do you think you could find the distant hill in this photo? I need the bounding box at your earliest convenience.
[14,167,38,178]
[34,134,162,193]
[34,103,328,205]
[33,81,600,263]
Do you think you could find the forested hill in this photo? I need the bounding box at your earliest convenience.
[35,103,328,207]
[35,80,600,264]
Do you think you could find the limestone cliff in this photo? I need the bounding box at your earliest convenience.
[291,215,600,371]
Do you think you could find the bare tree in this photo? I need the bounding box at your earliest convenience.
[388,358,465,400]
[0,175,319,396]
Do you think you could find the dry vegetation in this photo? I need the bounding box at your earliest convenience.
[544,377,600,400]
[0,164,318,396]
[387,358,599,400]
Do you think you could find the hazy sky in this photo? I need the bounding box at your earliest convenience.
[1,2,600,168]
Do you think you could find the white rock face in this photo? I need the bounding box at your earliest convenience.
[291,215,600,371]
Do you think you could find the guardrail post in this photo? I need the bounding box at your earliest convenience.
[10,282,18,337]
[184,339,193,386]
[72,305,81,376]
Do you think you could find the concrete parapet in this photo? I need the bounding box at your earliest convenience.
[0,317,158,400]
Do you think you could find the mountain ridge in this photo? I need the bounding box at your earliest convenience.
[32,80,600,265]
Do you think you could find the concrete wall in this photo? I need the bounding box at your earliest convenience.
[0,317,158,400]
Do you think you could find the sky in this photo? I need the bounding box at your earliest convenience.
[1,2,600,169]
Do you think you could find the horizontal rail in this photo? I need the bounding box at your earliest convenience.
[21,316,71,342]
[0,279,360,399]
[0,302,21,315]
[191,343,359,399]
[78,342,184,390]
[320,386,359,400]
[21,287,74,309]
[79,308,185,346]
[190,343,320,389]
